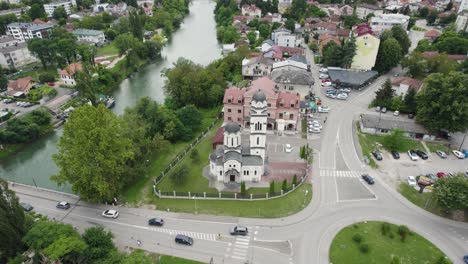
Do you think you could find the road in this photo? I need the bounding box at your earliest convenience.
[13,52,468,264]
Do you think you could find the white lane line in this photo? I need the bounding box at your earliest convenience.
[231,255,245,260]
[236,237,250,242]
[235,241,249,246]
[234,244,249,249]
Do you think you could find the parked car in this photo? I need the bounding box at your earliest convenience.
[408,150,419,161]
[309,127,321,133]
[375,106,381,112]
[285,144,293,153]
[20,202,33,211]
[371,151,383,161]
[415,150,428,160]
[436,150,447,158]
[408,113,414,119]
[336,93,348,100]
[326,89,337,94]
[425,173,437,181]
[438,129,451,140]
[436,172,446,178]
[381,107,387,113]
[148,218,164,226]
[319,74,329,79]
[175,234,193,246]
[407,176,417,186]
[393,111,400,116]
[318,106,329,113]
[326,93,336,99]
[319,68,328,73]
[452,150,465,159]
[339,88,351,93]
[322,81,332,87]
[56,201,71,210]
[102,209,119,219]
[230,226,248,236]
[463,255,468,264]
[361,174,375,185]
[391,151,400,159]
[3,98,13,104]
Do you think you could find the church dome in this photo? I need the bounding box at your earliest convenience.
[252,90,266,102]
[224,122,241,134]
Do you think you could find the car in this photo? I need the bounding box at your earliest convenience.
[393,110,400,116]
[148,218,164,226]
[311,123,322,129]
[438,129,451,140]
[393,73,399,77]
[452,150,465,159]
[319,67,328,73]
[425,173,437,181]
[408,150,419,161]
[319,74,329,79]
[285,144,293,153]
[339,88,351,93]
[56,201,71,210]
[375,106,381,112]
[436,172,446,178]
[326,93,336,98]
[318,106,329,113]
[361,174,375,185]
[371,151,383,161]
[391,151,400,159]
[407,176,417,186]
[463,255,468,264]
[464,171,468,178]
[381,107,387,113]
[20,202,33,211]
[230,226,248,236]
[309,127,321,133]
[436,150,447,158]
[3,98,13,104]
[175,234,193,246]
[415,150,428,160]
[326,89,337,95]
[102,209,119,218]
[408,113,414,119]
[336,93,348,100]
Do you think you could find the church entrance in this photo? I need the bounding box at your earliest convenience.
[230,175,236,182]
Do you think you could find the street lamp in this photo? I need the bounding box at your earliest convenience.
[192,195,198,214]
[459,131,467,151]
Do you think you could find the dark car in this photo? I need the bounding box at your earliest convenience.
[408,113,414,119]
[425,173,437,181]
[56,201,71,210]
[361,174,375,185]
[326,89,337,94]
[415,150,428,160]
[371,151,383,161]
[20,202,33,211]
[148,218,164,226]
[463,255,468,264]
[230,226,248,236]
[391,151,400,159]
[175,234,193,246]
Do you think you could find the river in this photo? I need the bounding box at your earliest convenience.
[0,0,221,192]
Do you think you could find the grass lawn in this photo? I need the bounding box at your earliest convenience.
[329,221,450,264]
[97,42,119,56]
[158,256,203,264]
[357,132,378,169]
[148,183,312,218]
[425,142,452,153]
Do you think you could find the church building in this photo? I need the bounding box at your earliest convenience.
[209,90,268,183]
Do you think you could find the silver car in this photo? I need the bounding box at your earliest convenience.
[436,150,447,158]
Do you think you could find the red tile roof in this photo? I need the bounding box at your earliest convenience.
[391,77,423,91]
[337,29,350,37]
[8,76,33,92]
[447,54,468,60]
[424,29,440,38]
[278,92,300,109]
[59,63,82,76]
[223,87,246,104]
[212,127,224,147]
[422,51,439,59]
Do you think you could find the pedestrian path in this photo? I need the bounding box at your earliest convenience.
[320,169,366,178]
[225,235,251,261]
[149,227,217,241]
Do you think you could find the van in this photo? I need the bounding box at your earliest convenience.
[175,234,193,246]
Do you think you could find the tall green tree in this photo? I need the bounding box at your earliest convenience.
[383,129,405,151]
[52,104,135,202]
[373,79,394,108]
[341,35,356,68]
[433,175,468,210]
[401,51,427,78]
[128,9,145,40]
[416,72,468,133]
[28,3,45,20]
[0,66,7,90]
[114,33,138,56]
[285,19,295,32]
[374,38,402,73]
[247,31,257,45]
[402,88,417,114]
[322,41,342,67]
[391,26,411,55]
[0,179,27,262]
[52,6,68,20]
[82,226,116,262]
[426,10,438,25]
[122,250,153,264]
[74,63,98,106]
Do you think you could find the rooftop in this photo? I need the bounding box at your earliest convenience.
[72,28,104,36]
[361,114,429,134]
[8,22,55,31]
[0,42,27,53]
[327,68,378,87]
[271,68,314,86]
[391,77,423,91]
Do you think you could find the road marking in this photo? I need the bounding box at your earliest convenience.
[320,169,366,178]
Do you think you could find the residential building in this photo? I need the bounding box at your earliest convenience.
[370,14,410,32]
[271,67,314,98]
[0,35,18,48]
[72,28,105,43]
[0,42,37,68]
[459,0,468,13]
[360,114,433,139]
[241,4,262,17]
[223,77,300,131]
[7,22,55,41]
[209,93,267,184]
[272,54,308,71]
[271,28,291,44]
[263,45,304,61]
[93,2,110,12]
[356,3,384,19]
[7,76,34,96]
[0,7,31,18]
[260,13,282,23]
[423,29,441,41]
[0,0,21,4]
[318,32,340,53]
[350,33,380,71]
[108,2,127,13]
[44,0,73,17]
[276,33,301,47]
[391,77,423,96]
[261,39,274,52]
[422,51,468,62]
[455,11,468,31]
[59,63,82,86]
[242,55,274,79]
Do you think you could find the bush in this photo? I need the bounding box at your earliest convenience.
[390,256,401,264]
[240,182,246,196]
[398,225,410,242]
[46,87,57,98]
[269,181,275,194]
[170,164,189,185]
[39,72,56,83]
[389,232,395,239]
[292,174,297,186]
[190,149,199,162]
[359,243,370,253]
[436,256,451,264]
[381,222,391,236]
[352,233,363,243]
[281,179,287,191]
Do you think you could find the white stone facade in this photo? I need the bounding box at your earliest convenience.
[44,1,73,17]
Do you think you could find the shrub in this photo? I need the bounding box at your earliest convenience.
[436,256,451,264]
[390,256,401,264]
[381,222,391,236]
[240,182,246,196]
[281,179,287,191]
[269,181,275,194]
[292,174,297,186]
[352,233,363,243]
[398,225,410,242]
[359,243,370,253]
[190,149,199,162]
[47,87,57,98]
[170,164,189,185]
[389,232,395,239]
[39,72,56,83]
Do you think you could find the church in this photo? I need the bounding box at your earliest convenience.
[209,90,268,183]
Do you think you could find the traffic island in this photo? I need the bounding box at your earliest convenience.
[329,221,451,264]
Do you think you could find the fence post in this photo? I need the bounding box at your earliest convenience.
[266,192,268,199]
[173,191,176,198]
[234,193,237,200]
[219,192,221,199]
[293,184,296,190]
[188,191,191,198]
[281,189,284,196]
[203,192,206,199]
[250,194,253,200]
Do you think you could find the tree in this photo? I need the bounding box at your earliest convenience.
[221,25,240,43]
[341,35,357,68]
[52,6,68,20]
[0,179,26,262]
[383,129,405,151]
[74,63,98,106]
[122,250,153,264]
[292,175,298,186]
[0,13,17,35]
[435,36,468,54]
[190,149,200,162]
[114,33,138,56]
[285,19,295,32]
[445,1,453,11]
[52,104,135,202]
[391,26,411,55]
[0,66,7,90]
[281,179,288,191]
[247,31,256,45]
[240,181,246,196]
[269,180,275,194]
[402,88,417,114]
[171,163,189,185]
[28,3,45,20]
[129,9,145,40]
[322,41,342,67]
[401,52,427,78]
[258,23,270,39]
[419,7,429,17]
[373,79,394,108]
[426,10,438,25]
[176,105,202,133]
[416,72,468,133]
[374,38,402,73]
[81,226,116,262]
[341,15,361,29]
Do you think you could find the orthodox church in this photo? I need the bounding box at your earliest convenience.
[209,90,268,183]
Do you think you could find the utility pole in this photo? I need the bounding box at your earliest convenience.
[459,131,467,151]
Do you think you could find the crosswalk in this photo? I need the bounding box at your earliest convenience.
[148,227,217,241]
[226,235,251,261]
[320,169,366,178]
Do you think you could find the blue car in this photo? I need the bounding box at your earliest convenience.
[464,255,468,264]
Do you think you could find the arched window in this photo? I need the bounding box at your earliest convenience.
[257,137,259,145]
[231,138,233,146]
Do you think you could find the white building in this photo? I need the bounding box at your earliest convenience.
[370,14,410,32]
[459,0,468,13]
[0,42,37,68]
[59,63,82,86]
[241,4,262,17]
[7,22,56,41]
[0,7,31,18]
[43,1,73,17]
[455,11,468,31]
[0,35,18,48]
[209,90,267,184]
[356,4,384,19]
[276,34,301,47]
[72,28,105,43]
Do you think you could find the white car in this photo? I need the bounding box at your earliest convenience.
[309,127,321,133]
[452,150,465,159]
[319,74,329,79]
[393,111,400,116]
[319,68,328,73]
[285,144,293,153]
[339,88,351,93]
[336,93,348,100]
[322,81,332,87]
[102,209,119,219]
[310,123,322,129]
[436,150,447,158]
[318,106,329,113]
[326,93,336,98]
[407,176,417,186]
[407,150,419,161]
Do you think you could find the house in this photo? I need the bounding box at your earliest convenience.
[0,7,31,18]
[422,51,468,62]
[242,55,274,79]
[337,29,351,40]
[241,4,262,17]
[391,77,423,96]
[271,67,314,98]
[271,28,291,44]
[360,114,433,139]
[318,32,340,52]
[353,23,374,36]
[0,42,37,68]
[72,28,105,44]
[93,2,109,12]
[59,63,82,86]
[350,33,380,71]
[272,54,308,71]
[7,76,34,96]
[43,0,73,17]
[370,14,410,32]
[313,21,337,34]
[459,0,468,13]
[455,11,468,31]
[327,67,378,89]
[423,29,441,41]
[356,3,384,19]
[0,35,18,48]
[276,33,301,47]
[261,39,274,52]
[260,13,282,23]
[7,22,56,41]
[223,77,300,131]
[108,2,127,13]
[263,45,304,61]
